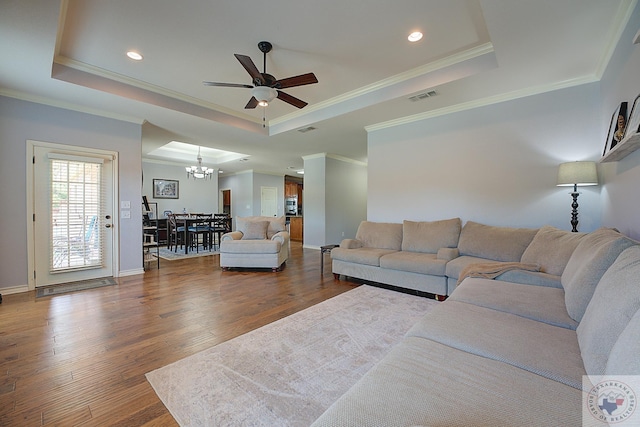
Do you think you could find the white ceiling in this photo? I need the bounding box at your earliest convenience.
[1,0,635,176]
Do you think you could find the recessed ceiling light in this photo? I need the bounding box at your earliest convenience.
[408,31,423,42]
[126,51,143,61]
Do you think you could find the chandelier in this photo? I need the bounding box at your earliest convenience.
[185,146,214,180]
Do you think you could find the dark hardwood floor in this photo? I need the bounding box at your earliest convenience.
[0,242,357,426]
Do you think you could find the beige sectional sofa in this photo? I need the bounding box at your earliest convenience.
[332,219,588,297]
[315,225,640,425]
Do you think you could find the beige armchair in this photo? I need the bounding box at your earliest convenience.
[219,216,289,271]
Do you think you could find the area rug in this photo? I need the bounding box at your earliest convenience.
[146,285,437,426]
[158,247,219,261]
[36,277,117,298]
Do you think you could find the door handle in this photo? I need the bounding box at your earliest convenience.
[105,224,112,228]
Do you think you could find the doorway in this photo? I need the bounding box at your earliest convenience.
[27,141,118,288]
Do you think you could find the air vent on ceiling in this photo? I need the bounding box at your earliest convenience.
[298,126,317,133]
[408,90,437,102]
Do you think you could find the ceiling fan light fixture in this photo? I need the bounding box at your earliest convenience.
[252,86,277,106]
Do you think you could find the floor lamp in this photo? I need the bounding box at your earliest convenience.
[556,161,598,232]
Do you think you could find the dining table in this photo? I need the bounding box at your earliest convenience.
[174,214,231,254]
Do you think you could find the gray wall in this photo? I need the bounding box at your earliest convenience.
[0,96,142,291]
[599,3,640,240]
[367,83,603,231]
[303,154,367,248]
[142,161,219,215]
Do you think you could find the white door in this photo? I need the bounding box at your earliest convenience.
[260,186,278,217]
[31,143,116,287]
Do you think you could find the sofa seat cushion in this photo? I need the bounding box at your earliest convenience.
[578,245,640,375]
[445,255,494,280]
[311,337,582,427]
[379,251,447,276]
[401,218,461,253]
[406,301,585,389]
[561,227,635,322]
[220,239,282,254]
[457,221,538,262]
[521,225,586,276]
[450,277,578,329]
[330,247,397,267]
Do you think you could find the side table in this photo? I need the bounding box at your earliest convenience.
[320,244,339,275]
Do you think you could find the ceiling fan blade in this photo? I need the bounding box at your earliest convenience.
[277,91,308,109]
[245,97,259,109]
[203,81,253,88]
[234,54,265,85]
[275,73,318,89]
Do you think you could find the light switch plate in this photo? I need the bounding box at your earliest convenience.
[121,210,131,219]
[121,200,131,209]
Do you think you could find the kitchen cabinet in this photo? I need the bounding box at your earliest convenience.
[285,182,298,198]
[289,216,303,241]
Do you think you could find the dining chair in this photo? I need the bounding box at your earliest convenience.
[212,213,231,250]
[168,214,187,252]
[188,214,213,252]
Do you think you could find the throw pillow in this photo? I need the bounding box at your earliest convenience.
[577,246,640,375]
[241,221,269,240]
[457,221,538,262]
[401,218,461,254]
[561,227,635,322]
[521,225,586,276]
[267,216,286,239]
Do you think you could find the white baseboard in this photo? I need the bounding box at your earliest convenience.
[0,284,30,295]
[118,268,145,277]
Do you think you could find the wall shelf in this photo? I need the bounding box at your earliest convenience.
[600,132,640,163]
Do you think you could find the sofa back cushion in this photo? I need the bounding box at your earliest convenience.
[521,226,586,276]
[236,216,286,239]
[457,221,538,262]
[355,221,403,250]
[577,245,640,375]
[401,218,461,254]
[605,307,640,375]
[561,228,635,322]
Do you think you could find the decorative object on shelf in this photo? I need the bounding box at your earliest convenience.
[603,102,627,155]
[556,161,598,232]
[153,179,179,199]
[186,146,214,180]
[624,94,640,140]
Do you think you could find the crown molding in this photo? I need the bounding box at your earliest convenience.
[365,75,599,133]
[270,43,495,129]
[0,88,145,125]
[53,55,258,123]
[595,0,637,79]
[302,152,367,166]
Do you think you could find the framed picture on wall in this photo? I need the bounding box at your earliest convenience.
[153,179,179,199]
[624,94,640,140]
[603,102,627,155]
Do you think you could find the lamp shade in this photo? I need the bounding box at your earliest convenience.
[556,161,598,187]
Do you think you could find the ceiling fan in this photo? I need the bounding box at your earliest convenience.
[203,41,318,109]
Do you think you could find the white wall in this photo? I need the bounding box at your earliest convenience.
[0,96,142,291]
[367,83,603,231]
[599,4,640,240]
[142,161,219,215]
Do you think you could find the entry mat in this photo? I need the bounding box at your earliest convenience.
[36,277,117,298]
